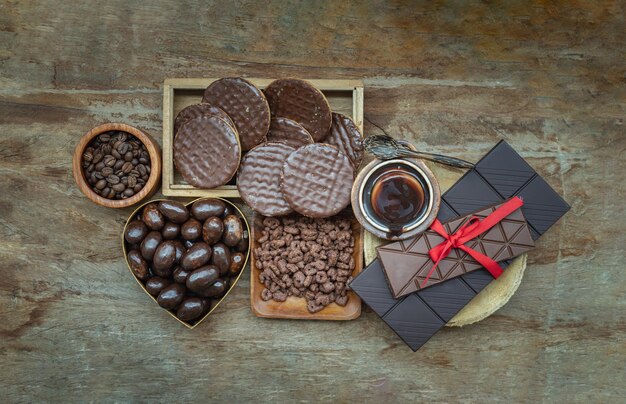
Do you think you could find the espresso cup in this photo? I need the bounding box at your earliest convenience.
[352,158,441,241]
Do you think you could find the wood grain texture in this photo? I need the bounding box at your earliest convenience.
[0,1,624,402]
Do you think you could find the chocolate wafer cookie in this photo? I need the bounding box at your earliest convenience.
[264,79,332,142]
[265,117,314,148]
[280,144,354,218]
[202,77,270,151]
[174,103,235,135]
[237,142,296,217]
[324,112,364,170]
[174,116,240,189]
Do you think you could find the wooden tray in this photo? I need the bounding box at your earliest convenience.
[162,78,364,198]
[250,212,364,320]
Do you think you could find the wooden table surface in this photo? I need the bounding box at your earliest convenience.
[1,1,624,402]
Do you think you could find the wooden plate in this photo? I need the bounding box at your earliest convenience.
[250,212,364,320]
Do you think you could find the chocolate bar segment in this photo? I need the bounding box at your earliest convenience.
[349,140,570,351]
[475,141,536,198]
[513,176,570,235]
[377,200,535,297]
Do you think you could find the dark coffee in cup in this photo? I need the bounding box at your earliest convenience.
[361,160,432,238]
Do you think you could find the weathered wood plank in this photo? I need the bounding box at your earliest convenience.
[0,0,625,402]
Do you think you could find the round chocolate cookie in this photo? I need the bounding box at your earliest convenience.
[174,116,240,189]
[263,79,332,142]
[265,117,314,148]
[202,78,270,151]
[237,142,296,217]
[324,112,364,170]
[174,103,235,136]
[280,143,354,218]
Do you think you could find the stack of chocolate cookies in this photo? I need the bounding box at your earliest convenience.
[173,77,364,219]
[238,79,364,218]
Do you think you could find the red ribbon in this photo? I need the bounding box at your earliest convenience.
[421,197,524,287]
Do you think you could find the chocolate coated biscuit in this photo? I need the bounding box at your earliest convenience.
[263,79,332,142]
[324,112,364,170]
[174,116,240,189]
[202,77,270,151]
[265,117,314,148]
[174,103,235,136]
[237,142,296,217]
[280,144,354,218]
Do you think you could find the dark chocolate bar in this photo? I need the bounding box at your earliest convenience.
[377,198,535,297]
[349,140,570,351]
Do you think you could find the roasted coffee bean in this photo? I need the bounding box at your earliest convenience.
[230,252,245,276]
[102,187,111,196]
[186,265,219,292]
[122,162,133,174]
[158,201,189,224]
[95,161,105,171]
[112,149,122,159]
[211,243,231,276]
[83,151,93,162]
[181,218,202,240]
[140,231,162,261]
[101,167,114,177]
[142,203,165,230]
[173,266,191,284]
[121,176,128,185]
[104,155,116,167]
[137,164,147,177]
[131,158,139,165]
[161,222,180,240]
[95,179,107,190]
[101,143,112,155]
[133,184,143,192]
[222,215,243,247]
[92,151,104,164]
[127,175,137,188]
[200,279,226,298]
[145,277,172,296]
[127,250,149,281]
[124,151,133,162]
[191,199,225,221]
[176,297,204,321]
[114,159,124,170]
[201,217,223,245]
[157,283,186,310]
[112,183,126,192]
[94,172,104,180]
[180,242,212,270]
[106,174,120,185]
[98,133,111,142]
[125,220,148,244]
[123,188,135,197]
[118,142,130,155]
[153,240,177,275]
[139,157,149,164]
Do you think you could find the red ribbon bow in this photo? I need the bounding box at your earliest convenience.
[422,197,524,287]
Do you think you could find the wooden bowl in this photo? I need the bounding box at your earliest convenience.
[122,197,250,329]
[250,211,363,320]
[72,123,162,208]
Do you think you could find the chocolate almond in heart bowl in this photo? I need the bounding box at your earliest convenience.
[280,143,354,218]
[202,77,270,151]
[173,115,241,189]
[237,142,296,216]
[122,198,250,328]
[263,79,332,142]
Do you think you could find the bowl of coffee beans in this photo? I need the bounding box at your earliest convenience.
[72,122,162,208]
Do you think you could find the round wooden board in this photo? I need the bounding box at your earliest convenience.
[362,160,528,327]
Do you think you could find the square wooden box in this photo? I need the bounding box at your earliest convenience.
[162,78,364,198]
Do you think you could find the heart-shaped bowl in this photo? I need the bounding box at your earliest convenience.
[122,197,250,329]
